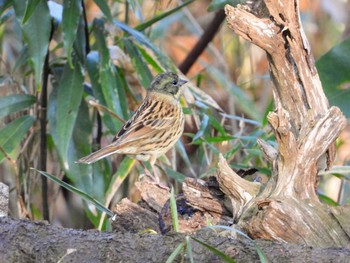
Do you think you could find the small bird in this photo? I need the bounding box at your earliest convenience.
[76,72,187,167]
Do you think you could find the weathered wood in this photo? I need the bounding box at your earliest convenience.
[1,216,350,263]
[223,0,349,247]
[113,177,232,234]
[0,182,9,217]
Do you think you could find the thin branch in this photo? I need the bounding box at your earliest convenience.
[40,23,54,221]
[178,9,226,74]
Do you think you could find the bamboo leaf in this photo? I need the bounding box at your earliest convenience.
[318,193,339,206]
[22,0,40,24]
[93,0,112,21]
[13,45,29,72]
[32,168,115,218]
[92,19,123,131]
[113,19,170,68]
[0,115,35,163]
[0,94,36,119]
[193,114,209,142]
[86,51,117,133]
[208,115,226,136]
[21,0,51,89]
[104,156,136,206]
[138,45,164,74]
[123,38,153,88]
[319,166,350,176]
[165,167,186,182]
[135,0,194,31]
[62,0,82,67]
[54,59,84,163]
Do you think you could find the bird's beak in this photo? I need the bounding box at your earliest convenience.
[177,79,188,87]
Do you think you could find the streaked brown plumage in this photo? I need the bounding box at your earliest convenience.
[76,72,187,165]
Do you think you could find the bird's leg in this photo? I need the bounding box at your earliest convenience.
[138,160,169,190]
[150,163,169,190]
[139,161,154,180]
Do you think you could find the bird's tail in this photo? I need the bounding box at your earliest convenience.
[76,145,119,164]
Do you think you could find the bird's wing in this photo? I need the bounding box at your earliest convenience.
[111,99,178,147]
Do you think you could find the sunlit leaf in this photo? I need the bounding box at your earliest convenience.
[0,115,35,163]
[0,94,35,119]
[318,193,339,206]
[62,0,82,67]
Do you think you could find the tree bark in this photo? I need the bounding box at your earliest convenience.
[220,0,350,247]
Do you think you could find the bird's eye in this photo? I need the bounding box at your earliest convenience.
[172,80,178,85]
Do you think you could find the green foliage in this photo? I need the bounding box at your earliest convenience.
[0,94,35,118]
[53,58,84,163]
[62,0,82,67]
[15,0,51,89]
[0,115,35,163]
[317,37,350,118]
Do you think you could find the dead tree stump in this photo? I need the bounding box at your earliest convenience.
[217,0,350,247]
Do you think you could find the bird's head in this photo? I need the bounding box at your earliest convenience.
[149,72,187,100]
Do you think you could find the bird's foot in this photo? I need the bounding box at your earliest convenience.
[144,171,169,191]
